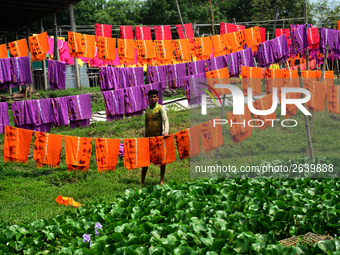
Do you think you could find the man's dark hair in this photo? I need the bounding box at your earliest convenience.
[148,89,159,97]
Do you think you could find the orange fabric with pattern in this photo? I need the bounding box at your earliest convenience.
[283,70,298,86]
[241,66,263,95]
[193,37,212,60]
[327,84,340,114]
[33,131,63,168]
[244,26,261,49]
[226,31,245,52]
[211,35,228,57]
[278,81,301,118]
[174,129,191,160]
[95,138,120,172]
[97,36,116,60]
[8,39,29,57]
[28,32,49,61]
[304,80,326,112]
[172,39,191,61]
[189,125,201,157]
[199,118,223,154]
[78,34,96,59]
[149,135,176,165]
[65,136,93,172]
[154,40,173,64]
[136,40,156,60]
[68,31,84,57]
[0,44,8,58]
[226,105,253,144]
[206,67,231,95]
[252,94,277,131]
[123,138,150,170]
[118,39,135,64]
[4,126,33,164]
[265,68,285,94]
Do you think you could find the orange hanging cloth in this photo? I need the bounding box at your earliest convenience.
[243,26,261,50]
[8,39,29,57]
[149,135,176,165]
[33,131,63,168]
[226,31,245,52]
[80,34,96,59]
[172,39,191,61]
[206,67,231,95]
[278,81,301,118]
[221,34,233,54]
[199,118,224,154]
[193,37,212,60]
[117,39,135,65]
[189,125,202,157]
[327,84,340,114]
[283,69,299,86]
[95,138,120,172]
[210,35,228,57]
[97,36,116,60]
[28,31,49,61]
[338,20,340,30]
[226,105,254,144]
[304,80,326,112]
[136,40,156,61]
[0,44,8,58]
[124,138,150,170]
[265,68,285,94]
[65,136,93,172]
[241,66,263,96]
[252,94,277,131]
[174,129,191,160]
[154,40,173,64]
[4,126,33,164]
[55,195,82,208]
[68,31,84,57]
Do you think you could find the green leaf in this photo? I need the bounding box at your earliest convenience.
[112,232,124,242]
[59,247,73,254]
[5,230,14,239]
[295,244,308,255]
[282,246,297,255]
[193,224,207,233]
[317,240,335,252]
[251,242,265,252]
[233,233,251,253]
[140,222,154,232]
[173,246,197,255]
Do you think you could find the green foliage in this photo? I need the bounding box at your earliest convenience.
[1,177,340,253]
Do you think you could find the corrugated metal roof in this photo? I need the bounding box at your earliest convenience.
[0,0,82,35]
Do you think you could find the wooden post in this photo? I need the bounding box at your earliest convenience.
[53,12,59,61]
[282,17,285,28]
[26,26,33,100]
[267,31,269,41]
[40,19,48,91]
[174,0,188,39]
[69,3,81,89]
[15,30,22,93]
[209,0,215,35]
[305,3,309,71]
[298,66,314,158]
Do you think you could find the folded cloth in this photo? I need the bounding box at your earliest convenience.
[224,52,239,77]
[95,138,120,172]
[184,72,207,105]
[12,101,26,126]
[8,38,29,58]
[97,36,116,61]
[304,80,326,112]
[172,39,191,61]
[193,37,212,60]
[326,84,340,114]
[25,98,54,132]
[211,35,228,57]
[275,29,291,45]
[55,195,82,208]
[291,25,309,55]
[126,67,144,87]
[65,136,93,171]
[0,44,8,58]
[244,26,261,48]
[154,40,173,64]
[124,86,144,115]
[199,119,223,154]
[67,94,92,128]
[252,94,277,131]
[99,66,118,91]
[240,66,263,96]
[28,31,49,61]
[189,125,201,156]
[257,41,274,68]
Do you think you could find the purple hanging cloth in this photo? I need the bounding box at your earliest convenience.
[11,101,26,127]
[237,48,255,67]
[270,35,290,63]
[116,67,128,89]
[102,89,125,122]
[24,99,54,133]
[224,51,239,77]
[99,66,118,91]
[67,94,92,128]
[206,55,226,71]
[0,102,9,134]
[51,97,69,126]
[291,25,309,56]
[147,66,166,90]
[48,60,66,91]
[124,86,145,117]
[184,72,207,105]
[0,58,12,88]
[186,59,206,75]
[257,41,274,68]
[18,56,32,85]
[166,63,187,90]
[126,67,144,87]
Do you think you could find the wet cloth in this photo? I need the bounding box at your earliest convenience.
[205,67,231,95]
[147,65,167,90]
[28,32,49,61]
[0,44,8,58]
[0,58,12,86]
[67,94,92,128]
[33,131,63,168]
[183,73,207,105]
[51,97,69,126]
[8,39,29,58]
[265,68,285,94]
[304,80,326,112]
[257,41,274,68]
[12,101,25,127]
[226,31,245,52]
[102,89,125,122]
[25,98,54,133]
[174,129,191,160]
[210,35,228,57]
[271,35,289,63]
[224,52,239,77]
[189,125,201,156]
[47,60,66,91]
[4,126,33,164]
[240,66,263,96]
[124,86,144,116]
[154,40,173,64]
[193,37,213,60]
[290,25,309,55]
[206,55,226,71]
[175,23,195,43]
[8,57,32,88]
[326,84,340,114]
[166,63,187,90]
[120,26,134,39]
[95,138,120,172]
[252,94,277,131]
[226,105,254,144]
[95,23,112,38]
[99,66,118,91]
[244,26,261,49]
[172,39,191,61]
[126,66,144,87]
[97,36,116,61]
[136,40,156,60]
[199,119,223,154]
[65,136,93,171]
[123,138,150,170]
[68,32,84,57]
[186,59,206,75]
[149,135,176,165]
[117,39,136,64]
[238,47,255,67]
[135,26,152,40]
[154,25,172,40]
[0,102,9,134]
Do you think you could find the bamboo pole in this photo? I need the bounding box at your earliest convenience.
[298,66,314,158]
[40,19,48,91]
[15,30,22,93]
[69,3,81,89]
[174,0,188,39]
[53,12,59,61]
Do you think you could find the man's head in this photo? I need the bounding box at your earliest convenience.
[148,89,159,104]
